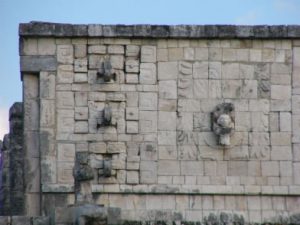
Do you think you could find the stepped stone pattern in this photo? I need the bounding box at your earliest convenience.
[1,22,300,224]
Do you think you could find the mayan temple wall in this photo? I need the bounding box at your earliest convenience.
[9,22,300,224]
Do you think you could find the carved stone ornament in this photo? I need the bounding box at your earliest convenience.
[97,104,112,128]
[212,103,235,146]
[97,58,115,82]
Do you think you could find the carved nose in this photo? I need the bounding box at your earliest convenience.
[217,114,231,127]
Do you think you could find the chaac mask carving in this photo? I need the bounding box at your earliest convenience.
[212,103,235,146]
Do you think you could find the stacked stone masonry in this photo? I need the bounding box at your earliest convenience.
[2,22,300,224]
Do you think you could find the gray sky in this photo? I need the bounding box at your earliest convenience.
[0,0,300,138]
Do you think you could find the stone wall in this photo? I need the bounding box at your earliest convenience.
[15,22,300,223]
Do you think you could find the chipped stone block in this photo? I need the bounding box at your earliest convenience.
[140,142,157,161]
[141,45,156,62]
[140,63,156,84]
[159,80,177,99]
[125,59,139,73]
[75,44,87,58]
[126,121,139,134]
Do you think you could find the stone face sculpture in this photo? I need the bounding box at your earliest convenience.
[97,58,115,82]
[212,103,235,146]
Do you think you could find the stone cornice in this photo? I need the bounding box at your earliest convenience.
[19,21,300,39]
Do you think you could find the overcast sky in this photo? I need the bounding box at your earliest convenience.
[0,0,300,139]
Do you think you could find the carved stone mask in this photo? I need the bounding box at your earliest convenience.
[212,103,235,146]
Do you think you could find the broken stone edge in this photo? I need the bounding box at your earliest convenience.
[19,22,300,39]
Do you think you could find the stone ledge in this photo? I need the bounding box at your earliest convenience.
[19,21,300,39]
[41,184,300,195]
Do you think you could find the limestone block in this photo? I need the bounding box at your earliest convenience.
[208,62,221,79]
[251,112,268,132]
[139,92,157,110]
[249,132,270,146]
[271,146,292,160]
[249,49,262,62]
[158,160,180,175]
[261,162,279,176]
[127,171,139,184]
[139,111,157,133]
[158,131,176,145]
[74,59,88,72]
[127,161,140,170]
[177,78,193,98]
[177,112,193,131]
[195,47,208,60]
[107,142,126,153]
[125,73,139,84]
[140,142,157,161]
[75,44,87,58]
[240,63,254,79]
[158,111,177,131]
[126,121,139,134]
[294,163,300,184]
[57,92,74,109]
[89,142,106,154]
[74,121,89,133]
[178,99,200,112]
[158,145,177,160]
[158,62,178,80]
[271,99,291,111]
[157,48,168,61]
[75,92,88,107]
[125,59,139,73]
[276,114,290,135]
[223,48,237,61]
[159,99,177,111]
[140,63,157,84]
[271,63,291,74]
[40,100,55,128]
[74,73,88,83]
[249,99,269,113]
[222,62,239,79]
[126,45,140,57]
[249,146,270,160]
[208,80,222,98]
[208,48,222,61]
[21,38,38,55]
[193,113,211,131]
[57,109,74,133]
[57,162,74,183]
[57,65,74,83]
[241,80,258,98]
[141,46,156,62]
[194,79,208,99]
[179,61,193,77]
[57,143,75,162]
[271,85,291,100]
[262,49,275,62]
[235,112,250,131]
[140,161,157,184]
[75,107,88,120]
[110,55,124,69]
[57,45,73,64]
[184,47,194,60]
[222,80,241,98]
[88,45,106,54]
[126,107,139,120]
[108,45,124,54]
[38,38,56,55]
[159,80,177,99]
[193,61,208,79]
[40,72,55,99]
[270,112,279,131]
[168,47,183,61]
[237,49,249,62]
[228,161,248,176]
[24,99,39,131]
[181,161,203,175]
